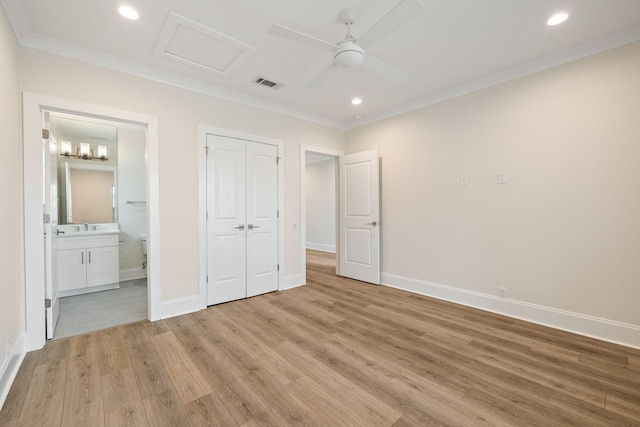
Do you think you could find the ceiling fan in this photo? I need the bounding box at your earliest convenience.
[267,0,426,89]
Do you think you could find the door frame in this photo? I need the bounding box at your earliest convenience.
[23,92,161,351]
[198,125,284,306]
[300,145,344,282]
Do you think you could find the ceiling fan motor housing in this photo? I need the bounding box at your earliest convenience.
[334,40,365,68]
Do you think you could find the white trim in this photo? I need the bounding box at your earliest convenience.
[300,145,344,284]
[159,295,203,320]
[306,243,336,253]
[18,33,343,130]
[345,26,640,130]
[282,274,305,291]
[198,126,285,308]
[382,272,640,350]
[0,332,25,410]
[119,267,147,282]
[22,93,161,351]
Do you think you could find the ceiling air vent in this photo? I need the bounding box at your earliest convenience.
[254,76,284,90]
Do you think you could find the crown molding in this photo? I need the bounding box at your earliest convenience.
[18,33,346,130]
[346,25,640,130]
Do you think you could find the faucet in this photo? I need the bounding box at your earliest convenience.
[83,220,88,231]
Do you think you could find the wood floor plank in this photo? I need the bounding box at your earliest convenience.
[142,388,193,427]
[98,327,132,376]
[4,250,640,426]
[278,340,402,426]
[101,367,150,427]
[0,351,38,427]
[120,322,173,399]
[151,330,213,404]
[167,313,270,424]
[61,334,105,426]
[16,359,67,426]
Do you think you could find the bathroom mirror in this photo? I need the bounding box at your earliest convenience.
[51,115,119,225]
[63,162,117,224]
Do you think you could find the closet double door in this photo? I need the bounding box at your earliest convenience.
[206,134,279,305]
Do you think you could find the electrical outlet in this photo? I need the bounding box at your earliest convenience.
[497,172,507,185]
[460,175,468,186]
[498,287,507,299]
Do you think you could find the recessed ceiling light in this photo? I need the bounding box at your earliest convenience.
[351,98,362,105]
[547,12,568,26]
[118,6,139,20]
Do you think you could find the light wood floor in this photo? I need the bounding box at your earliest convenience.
[2,250,639,426]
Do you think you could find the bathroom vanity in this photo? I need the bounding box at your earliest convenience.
[56,224,120,297]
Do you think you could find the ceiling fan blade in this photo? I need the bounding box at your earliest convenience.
[357,0,427,49]
[361,55,410,83]
[267,24,339,52]
[304,64,338,90]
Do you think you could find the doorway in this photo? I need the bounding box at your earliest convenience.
[301,146,381,285]
[48,113,148,340]
[304,152,338,275]
[22,93,160,351]
[300,146,343,282]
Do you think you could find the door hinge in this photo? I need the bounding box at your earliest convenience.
[206,211,208,220]
[42,129,50,139]
[277,264,280,271]
[205,146,209,155]
[206,275,209,283]
[276,210,279,218]
[45,298,51,309]
[43,213,51,224]
[276,156,281,165]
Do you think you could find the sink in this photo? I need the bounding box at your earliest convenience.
[57,223,120,236]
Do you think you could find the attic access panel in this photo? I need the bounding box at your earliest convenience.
[154,12,256,76]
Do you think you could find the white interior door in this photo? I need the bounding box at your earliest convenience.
[206,135,278,305]
[43,112,60,339]
[246,142,279,297]
[206,135,247,305]
[338,150,380,284]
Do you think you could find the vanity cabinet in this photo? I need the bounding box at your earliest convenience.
[56,233,119,296]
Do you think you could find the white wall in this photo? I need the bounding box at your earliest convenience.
[18,46,345,302]
[305,158,336,252]
[117,126,147,279]
[0,2,23,405]
[346,41,640,346]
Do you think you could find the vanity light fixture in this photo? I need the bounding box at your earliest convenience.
[118,5,139,20]
[547,12,569,26]
[59,141,109,161]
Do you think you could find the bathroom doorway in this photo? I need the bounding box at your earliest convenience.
[49,113,149,340]
[22,93,160,350]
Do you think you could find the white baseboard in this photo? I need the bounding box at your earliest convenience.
[282,274,305,290]
[306,243,336,253]
[382,273,640,350]
[159,295,204,320]
[120,267,147,282]
[0,332,26,410]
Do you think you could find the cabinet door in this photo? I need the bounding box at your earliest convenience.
[57,249,86,291]
[86,246,119,287]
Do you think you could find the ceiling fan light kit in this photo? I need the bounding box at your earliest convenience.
[334,41,365,68]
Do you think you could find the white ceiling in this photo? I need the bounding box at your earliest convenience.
[3,0,640,129]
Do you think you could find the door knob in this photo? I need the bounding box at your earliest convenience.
[366,221,379,226]
[248,224,260,230]
[234,225,245,230]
